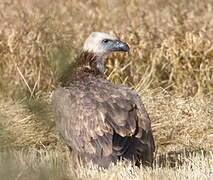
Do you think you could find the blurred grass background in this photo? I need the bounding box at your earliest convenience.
[0,0,212,179]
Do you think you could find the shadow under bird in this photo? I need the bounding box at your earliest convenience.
[52,32,155,168]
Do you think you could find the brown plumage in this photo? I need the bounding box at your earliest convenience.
[52,32,155,168]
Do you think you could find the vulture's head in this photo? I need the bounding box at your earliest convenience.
[83,32,130,72]
[83,32,129,55]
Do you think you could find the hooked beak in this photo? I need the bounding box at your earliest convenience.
[112,40,130,52]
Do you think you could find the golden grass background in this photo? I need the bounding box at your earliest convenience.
[0,0,212,179]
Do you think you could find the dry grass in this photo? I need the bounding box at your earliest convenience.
[0,0,213,179]
[0,0,212,96]
[0,149,212,180]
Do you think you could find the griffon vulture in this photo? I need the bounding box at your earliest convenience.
[52,32,155,168]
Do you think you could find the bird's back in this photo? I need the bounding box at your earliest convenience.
[52,73,155,167]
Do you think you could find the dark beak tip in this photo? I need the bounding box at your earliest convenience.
[120,41,130,52]
[114,40,130,52]
[124,44,130,52]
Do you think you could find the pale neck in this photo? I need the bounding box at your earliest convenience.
[96,55,106,73]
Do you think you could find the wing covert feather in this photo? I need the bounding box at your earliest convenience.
[52,78,152,156]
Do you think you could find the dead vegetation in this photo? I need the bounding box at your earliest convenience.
[1,0,213,96]
[0,148,212,180]
[0,0,212,179]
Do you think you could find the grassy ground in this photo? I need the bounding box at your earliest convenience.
[0,149,212,180]
[0,0,212,179]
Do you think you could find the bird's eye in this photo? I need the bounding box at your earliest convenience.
[102,39,110,44]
